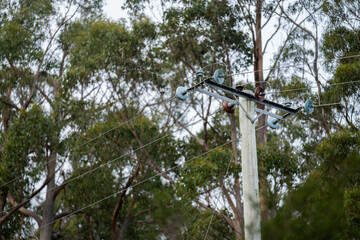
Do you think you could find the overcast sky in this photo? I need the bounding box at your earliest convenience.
[103,0,127,19]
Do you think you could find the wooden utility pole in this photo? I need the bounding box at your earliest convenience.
[176,71,299,239]
[239,96,261,240]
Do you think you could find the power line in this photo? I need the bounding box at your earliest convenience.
[39,139,236,229]
[204,148,235,240]
[2,108,223,214]
[0,96,177,189]
[177,54,360,96]
[199,54,360,83]
[267,79,360,95]
[227,54,360,79]
[48,109,222,192]
[4,51,357,232]
[40,124,267,229]
[314,102,341,107]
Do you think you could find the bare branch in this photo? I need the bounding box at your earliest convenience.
[24,4,80,109]
[219,180,238,220]
[263,17,282,54]
[237,0,256,44]
[195,199,235,229]
[6,193,42,226]
[133,207,156,218]
[261,1,281,29]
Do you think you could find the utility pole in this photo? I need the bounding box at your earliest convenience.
[239,96,261,240]
[175,69,301,239]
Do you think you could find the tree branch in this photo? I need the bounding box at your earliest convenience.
[219,180,238,220]
[195,200,235,229]
[24,5,79,109]
[112,163,140,239]
[261,1,280,29]
[5,193,42,226]
[133,207,156,218]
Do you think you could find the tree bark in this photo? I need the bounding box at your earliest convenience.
[84,213,95,240]
[116,194,137,240]
[112,164,140,240]
[40,151,57,240]
[6,193,42,226]
[117,216,133,240]
[253,0,270,221]
[0,187,8,240]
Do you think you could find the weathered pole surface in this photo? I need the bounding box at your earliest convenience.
[239,97,261,240]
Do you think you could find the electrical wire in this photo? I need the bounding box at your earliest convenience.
[48,108,223,192]
[1,76,209,189]
[1,108,223,214]
[266,79,360,95]
[5,50,358,231]
[182,53,360,85]
[314,102,342,107]
[226,54,360,80]
[39,124,268,229]
[204,148,235,240]
[179,54,360,99]
[39,139,236,229]
[0,96,177,189]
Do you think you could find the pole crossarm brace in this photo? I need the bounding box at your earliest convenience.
[195,80,299,123]
[204,80,299,115]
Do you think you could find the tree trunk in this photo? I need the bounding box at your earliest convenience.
[115,194,137,240]
[254,0,269,221]
[112,164,140,240]
[117,216,133,240]
[0,187,8,240]
[85,213,95,240]
[40,151,56,240]
[234,218,243,240]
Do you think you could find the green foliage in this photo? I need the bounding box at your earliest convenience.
[263,129,360,239]
[322,27,360,67]
[1,0,360,238]
[0,0,53,63]
[180,148,234,193]
[180,207,235,240]
[61,16,164,96]
[160,0,251,74]
[0,105,59,186]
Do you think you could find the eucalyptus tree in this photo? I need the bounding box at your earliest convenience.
[271,0,360,160]
[53,17,188,239]
[263,128,360,239]
[321,0,360,129]
[0,0,105,239]
[261,0,360,237]
[123,1,256,239]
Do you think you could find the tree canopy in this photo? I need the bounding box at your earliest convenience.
[0,0,359,239]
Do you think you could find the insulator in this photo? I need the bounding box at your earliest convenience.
[222,101,235,113]
[267,116,279,129]
[254,87,265,102]
[213,69,225,84]
[304,99,314,114]
[176,86,189,100]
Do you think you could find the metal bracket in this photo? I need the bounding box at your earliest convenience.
[195,87,238,105]
[204,80,299,115]
[195,87,284,123]
[254,107,282,120]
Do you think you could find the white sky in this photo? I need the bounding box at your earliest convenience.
[103,0,126,19]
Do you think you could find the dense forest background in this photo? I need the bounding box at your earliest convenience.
[0,0,359,239]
